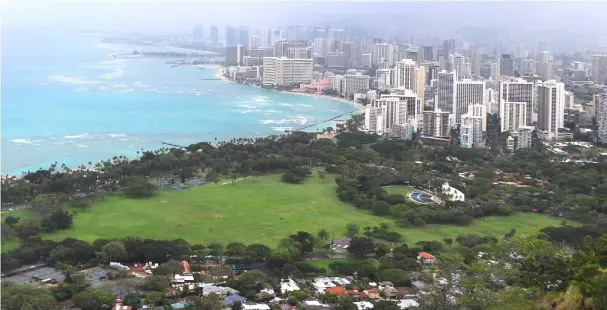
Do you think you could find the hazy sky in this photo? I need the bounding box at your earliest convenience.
[4,0,607,39]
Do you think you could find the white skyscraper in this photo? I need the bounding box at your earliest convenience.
[365,106,386,134]
[455,80,485,124]
[395,59,416,90]
[451,54,466,80]
[262,57,313,86]
[436,70,457,114]
[467,104,487,131]
[491,61,500,82]
[422,109,451,137]
[499,79,535,125]
[592,55,607,85]
[371,43,396,66]
[369,95,408,131]
[380,90,421,121]
[501,102,528,132]
[471,50,481,77]
[597,93,607,143]
[536,80,565,140]
[460,114,483,148]
[342,73,371,96]
[538,51,552,81]
[513,125,535,149]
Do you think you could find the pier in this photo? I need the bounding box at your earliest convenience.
[161,142,188,149]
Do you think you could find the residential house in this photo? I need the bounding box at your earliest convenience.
[280,278,300,292]
[378,281,394,289]
[354,301,374,310]
[330,238,351,252]
[396,299,419,309]
[223,295,247,306]
[202,285,240,296]
[242,303,271,310]
[363,288,381,299]
[345,290,368,299]
[325,286,346,296]
[301,300,332,310]
[381,286,398,299]
[113,299,132,310]
[417,252,436,264]
[395,287,416,299]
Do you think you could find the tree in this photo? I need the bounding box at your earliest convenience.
[372,301,401,310]
[51,283,79,301]
[344,223,360,238]
[443,238,453,247]
[279,237,300,254]
[146,275,171,292]
[4,216,20,227]
[123,293,141,307]
[153,260,183,276]
[205,171,220,183]
[144,291,165,306]
[1,284,57,310]
[317,229,330,245]
[318,171,326,182]
[379,269,410,286]
[123,178,156,198]
[101,242,128,262]
[225,242,247,256]
[348,236,375,257]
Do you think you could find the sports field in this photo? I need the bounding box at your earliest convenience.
[1,173,573,251]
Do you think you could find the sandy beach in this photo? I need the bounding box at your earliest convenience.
[193,64,364,112]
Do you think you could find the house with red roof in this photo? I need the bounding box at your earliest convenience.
[417,252,436,264]
[325,286,346,296]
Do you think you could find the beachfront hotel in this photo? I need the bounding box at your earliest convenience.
[262,57,314,87]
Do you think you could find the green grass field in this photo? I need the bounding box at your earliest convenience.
[384,185,415,196]
[1,173,574,252]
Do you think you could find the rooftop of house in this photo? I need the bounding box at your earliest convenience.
[325,286,346,296]
[418,252,435,260]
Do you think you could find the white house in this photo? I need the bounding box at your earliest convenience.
[441,182,465,202]
[397,299,420,309]
[280,278,300,292]
[354,301,374,310]
[242,304,271,310]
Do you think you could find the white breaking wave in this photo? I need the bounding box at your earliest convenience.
[49,75,102,85]
[64,134,91,139]
[9,138,35,144]
[238,104,257,109]
[271,127,293,132]
[101,67,125,79]
[277,103,294,107]
[297,104,314,109]
[107,134,127,137]
[259,117,307,125]
[77,145,88,148]
[118,88,135,93]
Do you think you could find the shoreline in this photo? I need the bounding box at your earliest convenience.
[190,64,364,112]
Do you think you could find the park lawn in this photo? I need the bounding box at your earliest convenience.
[1,209,41,252]
[308,258,376,273]
[384,185,415,196]
[2,173,576,252]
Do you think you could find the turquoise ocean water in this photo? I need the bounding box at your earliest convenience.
[1,28,355,175]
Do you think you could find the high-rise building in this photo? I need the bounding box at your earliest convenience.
[225,45,247,66]
[422,46,434,62]
[455,80,485,124]
[460,114,483,148]
[513,126,535,149]
[597,93,607,143]
[521,59,535,75]
[414,67,426,103]
[422,109,451,137]
[591,55,607,85]
[395,59,416,91]
[239,28,250,47]
[210,25,219,45]
[369,95,408,130]
[193,25,204,41]
[262,57,313,86]
[371,43,395,66]
[326,52,348,68]
[274,40,304,58]
[342,73,371,96]
[501,102,527,132]
[406,49,422,65]
[365,106,387,134]
[425,64,439,86]
[226,26,237,46]
[380,90,421,121]
[248,34,261,49]
[436,70,457,114]
[499,79,534,125]
[313,38,328,57]
[467,104,487,131]
[349,39,363,66]
[500,54,514,76]
[536,80,565,140]
[287,47,312,59]
[471,50,481,77]
[451,54,466,80]
[491,61,501,81]
[538,51,552,81]
[376,69,393,91]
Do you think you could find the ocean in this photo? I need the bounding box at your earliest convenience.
[1,28,356,175]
